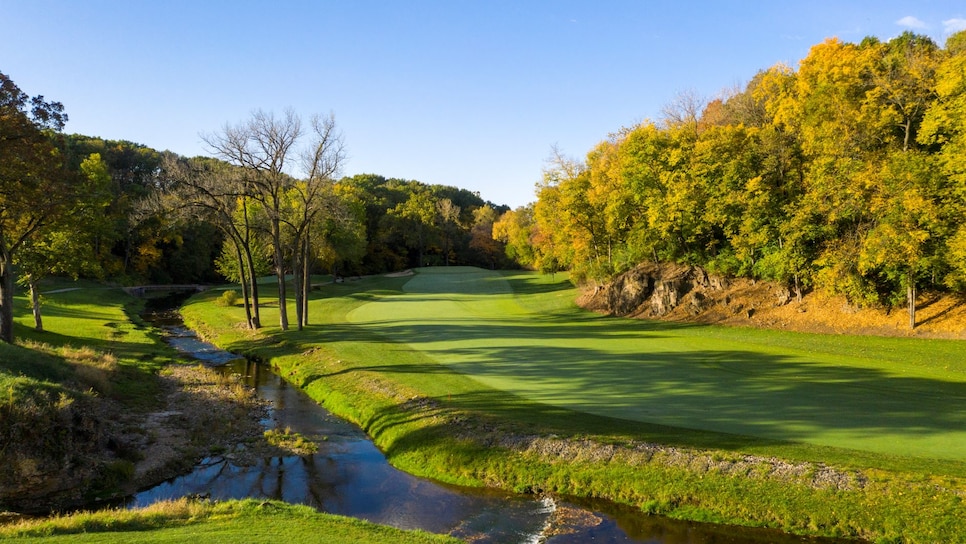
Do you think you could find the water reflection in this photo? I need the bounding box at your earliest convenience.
[136,293,853,544]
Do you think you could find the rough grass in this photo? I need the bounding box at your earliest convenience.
[179,266,966,543]
[0,499,461,543]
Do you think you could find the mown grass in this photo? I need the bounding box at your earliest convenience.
[0,499,460,543]
[180,267,966,543]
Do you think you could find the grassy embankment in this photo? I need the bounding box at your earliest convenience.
[0,279,460,543]
[0,280,173,508]
[180,267,966,544]
[0,499,459,543]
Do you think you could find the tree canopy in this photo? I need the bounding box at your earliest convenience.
[511,31,966,328]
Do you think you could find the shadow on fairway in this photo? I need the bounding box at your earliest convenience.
[344,317,966,461]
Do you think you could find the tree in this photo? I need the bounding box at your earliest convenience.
[866,32,940,152]
[493,205,537,268]
[469,204,503,269]
[15,153,112,331]
[385,185,437,267]
[859,151,945,328]
[283,113,346,329]
[203,109,304,331]
[0,72,69,343]
[920,30,966,290]
[435,198,461,266]
[163,155,264,329]
[310,182,366,277]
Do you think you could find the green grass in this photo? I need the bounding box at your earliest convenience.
[179,266,966,543]
[0,499,460,543]
[344,267,966,462]
[1,279,174,411]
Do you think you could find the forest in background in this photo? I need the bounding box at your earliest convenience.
[1,74,511,341]
[4,29,966,341]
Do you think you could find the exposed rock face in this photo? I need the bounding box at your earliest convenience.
[596,263,727,318]
[581,261,966,338]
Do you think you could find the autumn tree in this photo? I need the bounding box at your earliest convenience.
[920,31,966,291]
[493,205,538,268]
[469,204,503,269]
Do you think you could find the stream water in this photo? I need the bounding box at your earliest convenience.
[132,293,849,544]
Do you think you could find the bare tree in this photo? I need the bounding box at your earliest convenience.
[203,110,302,330]
[162,155,262,329]
[203,110,345,331]
[661,88,705,135]
[286,113,345,329]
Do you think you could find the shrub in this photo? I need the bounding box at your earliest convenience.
[216,290,240,307]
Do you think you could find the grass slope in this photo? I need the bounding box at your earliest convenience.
[180,267,966,543]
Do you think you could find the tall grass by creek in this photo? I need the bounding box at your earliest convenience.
[181,267,966,543]
[0,499,461,543]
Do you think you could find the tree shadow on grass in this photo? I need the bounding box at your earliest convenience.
[339,315,966,462]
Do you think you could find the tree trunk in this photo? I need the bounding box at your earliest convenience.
[0,252,14,344]
[908,282,916,330]
[301,233,310,328]
[29,279,43,332]
[243,245,261,329]
[272,220,288,330]
[292,237,304,332]
[232,241,254,329]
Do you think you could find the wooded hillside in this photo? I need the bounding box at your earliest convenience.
[498,31,966,329]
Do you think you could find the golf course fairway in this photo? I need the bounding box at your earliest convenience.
[347,267,966,461]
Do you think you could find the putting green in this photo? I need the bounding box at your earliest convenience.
[347,267,966,461]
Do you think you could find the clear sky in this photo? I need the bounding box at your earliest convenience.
[3,1,965,208]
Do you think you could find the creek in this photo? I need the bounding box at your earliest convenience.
[133,293,847,543]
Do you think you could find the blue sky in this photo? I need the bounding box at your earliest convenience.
[3,1,965,208]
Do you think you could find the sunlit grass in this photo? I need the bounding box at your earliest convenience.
[0,499,460,543]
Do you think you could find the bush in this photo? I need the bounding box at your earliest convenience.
[215,290,240,307]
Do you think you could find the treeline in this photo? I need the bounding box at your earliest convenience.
[0,73,510,342]
[496,31,966,327]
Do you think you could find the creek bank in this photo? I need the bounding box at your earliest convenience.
[579,261,966,338]
[0,363,273,515]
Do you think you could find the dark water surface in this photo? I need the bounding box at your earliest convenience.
[133,293,851,544]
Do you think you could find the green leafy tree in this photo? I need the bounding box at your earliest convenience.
[14,153,113,331]
[0,72,70,343]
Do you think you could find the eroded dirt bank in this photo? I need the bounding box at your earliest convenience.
[578,262,966,339]
[0,364,270,514]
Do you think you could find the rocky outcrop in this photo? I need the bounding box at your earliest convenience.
[582,262,793,323]
[591,263,723,318]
